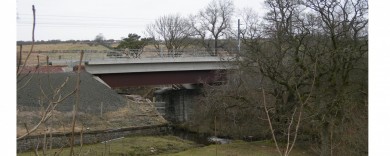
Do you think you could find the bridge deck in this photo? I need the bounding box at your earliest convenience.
[84,56,235,87]
[85,56,236,74]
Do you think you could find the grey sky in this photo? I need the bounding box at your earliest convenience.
[17,0,266,41]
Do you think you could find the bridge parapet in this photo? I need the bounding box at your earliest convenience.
[47,48,238,64]
[84,56,237,74]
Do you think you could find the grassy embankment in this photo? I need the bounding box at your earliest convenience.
[19,135,312,156]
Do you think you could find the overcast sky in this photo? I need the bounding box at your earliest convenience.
[17,0,266,41]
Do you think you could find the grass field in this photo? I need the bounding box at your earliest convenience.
[16,43,163,66]
[18,135,198,156]
[160,140,312,156]
[16,43,112,65]
[18,135,313,156]
[17,43,113,52]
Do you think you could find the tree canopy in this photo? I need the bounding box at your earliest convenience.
[146,14,192,54]
[116,33,152,50]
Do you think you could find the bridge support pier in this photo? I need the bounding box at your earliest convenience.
[155,87,200,123]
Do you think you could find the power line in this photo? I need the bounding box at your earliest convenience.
[17,15,155,27]
[18,18,153,23]
[17,21,147,26]
[17,24,147,30]
[17,25,140,29]
[17,24,146,29]
[17,19,153,25]
[18,14,155,21]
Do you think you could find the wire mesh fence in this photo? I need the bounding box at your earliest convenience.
[19,48,239,62]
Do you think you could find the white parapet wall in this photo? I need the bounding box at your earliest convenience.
[85,57,237,74]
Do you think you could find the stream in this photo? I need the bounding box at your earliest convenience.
[170,126,232,145]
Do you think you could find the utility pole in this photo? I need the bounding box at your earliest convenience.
[237,19,241,54]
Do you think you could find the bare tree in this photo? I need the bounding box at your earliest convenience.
[239,0,368,155]
[190,69,270,139]
[303,0,368,155]
[145,14,192,56]
[189,14,212,50]
[193,0,234,54]
[238,8,263,43]
[191,1,367,154]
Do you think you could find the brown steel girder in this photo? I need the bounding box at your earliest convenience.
[96,70,226,88]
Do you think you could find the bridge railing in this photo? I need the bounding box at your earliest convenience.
[42,48,239,65]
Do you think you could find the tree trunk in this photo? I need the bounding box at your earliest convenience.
[214,37,218,56]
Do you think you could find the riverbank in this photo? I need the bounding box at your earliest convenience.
[17,124,169,152]
[18,135,198,156]
[18,135,313,156]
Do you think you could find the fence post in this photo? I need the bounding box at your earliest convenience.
[160,47,163,57]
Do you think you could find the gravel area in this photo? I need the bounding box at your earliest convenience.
[17,71,167,136]
[17,71,127,114]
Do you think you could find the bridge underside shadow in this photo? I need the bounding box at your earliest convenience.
[96,70,226,88]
